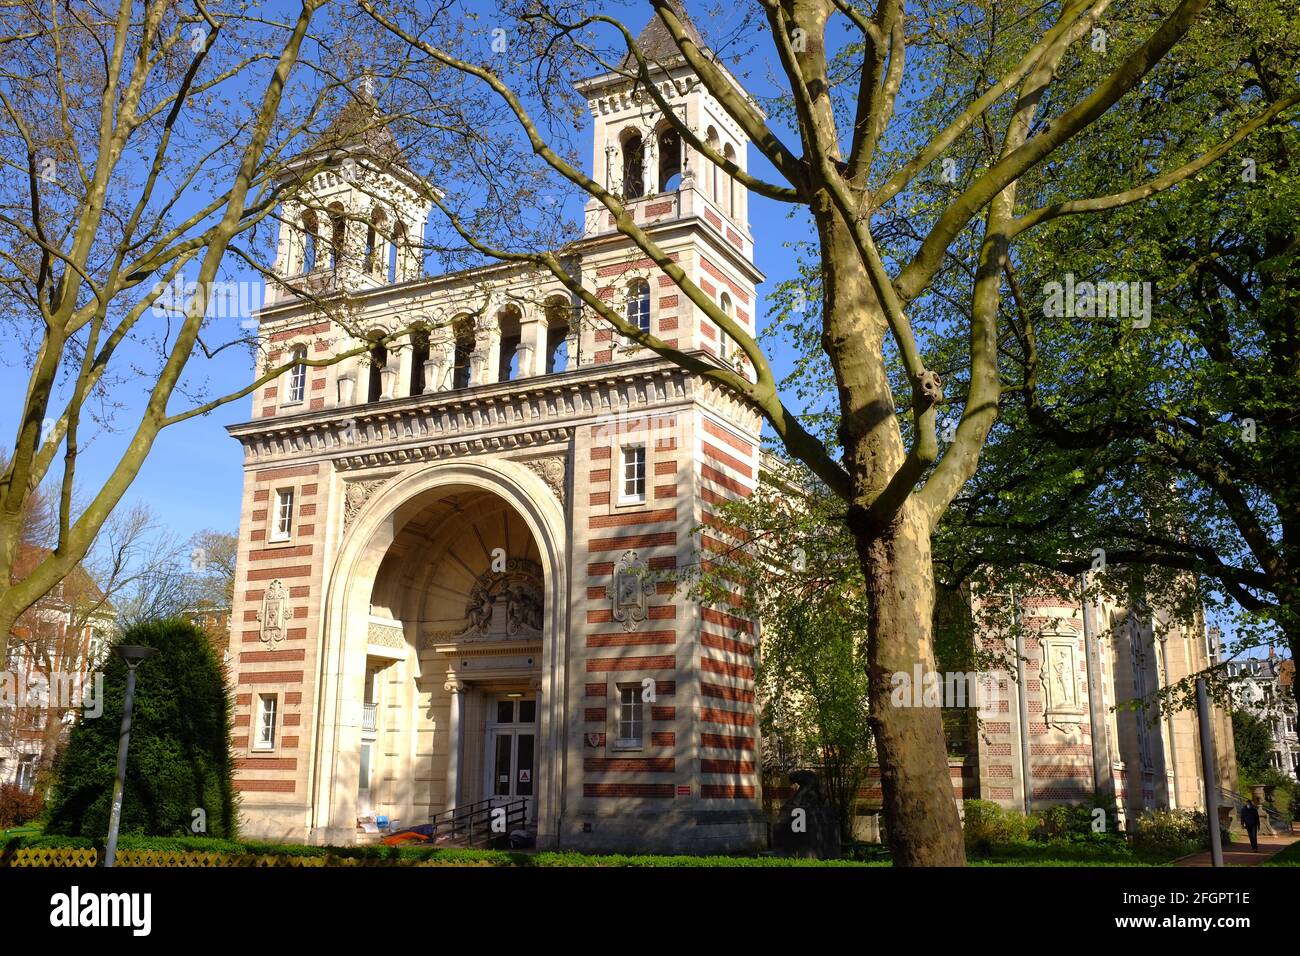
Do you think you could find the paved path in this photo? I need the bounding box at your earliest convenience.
[1175,831,1297,866]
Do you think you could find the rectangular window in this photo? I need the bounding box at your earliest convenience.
[255,694,278,750]
[287,349,308,403]
[620,446,646,503]
[271,489,294,542]
[16,755,36,792]
[617,685,644,749]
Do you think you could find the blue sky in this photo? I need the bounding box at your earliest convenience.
[0,2,810,549]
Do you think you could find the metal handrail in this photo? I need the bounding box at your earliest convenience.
[1216,785,1287,831]
[426,796,529,847]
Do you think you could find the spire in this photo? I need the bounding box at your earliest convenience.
[303,77,404,167]
[621,1,708,68]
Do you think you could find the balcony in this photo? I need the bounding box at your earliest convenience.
[362,702,377,733]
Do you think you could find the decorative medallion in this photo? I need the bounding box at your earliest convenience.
[258,579,288,646]
[343,476,391,527]
[606,550,655,632]
[524,455,568,508]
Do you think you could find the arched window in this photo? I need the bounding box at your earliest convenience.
[287,345,308,403]
[719,291,732,319]
[705,127,720,203]
[452,316,475,390]
[300,211,319,274]
[498,306,522,382]
[658,126,682,192]
[621,131,645,201]
[328,204,346,269]
[365,208,386,276]
[367,339,387,402]
[388,221,407,283]
[544,297,571,373]
[723,143,737,218]
[409,328,429,396]
[626,280,651,335]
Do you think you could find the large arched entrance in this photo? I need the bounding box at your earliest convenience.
[309,460,568,846]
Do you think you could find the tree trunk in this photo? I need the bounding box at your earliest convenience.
[855,501,966,866]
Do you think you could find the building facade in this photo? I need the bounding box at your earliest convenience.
[1227,654,1299,780]
[969,585,1238,826]
[228,14,766,852]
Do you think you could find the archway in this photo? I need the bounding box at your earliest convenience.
[310,459,569,846]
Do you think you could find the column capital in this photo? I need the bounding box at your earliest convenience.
[444,678,467,695]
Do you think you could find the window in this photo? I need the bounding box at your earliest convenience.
[255,694,278,750]
[388,221,407,283]
[301,211,318,273]
[452,316,475,389]
[409,329,429,396]
[287,346,307,404]
[658,127,681,192]
[617,685,644,749]
[328,205,346,269]
[367,342,387,402]
[15,755,36,793]
[271,489,294,542]
[723,143,738,218]
[626,280,650,336]
[621,131,645,200]
[621,446,646,504]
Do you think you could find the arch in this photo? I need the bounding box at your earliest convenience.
[656,122,682,192]
[543,296,571,373]
[408,324,430,396]
[311,459,570,845]
[451,314,476,390]
[328,203,346,269]
[722,143,737,218]
[388,221,408,283]
[300,210,319,274]
[621,128,645,201]
[497,304,523,382]
[365,332,388,402]
[705,127,720,203]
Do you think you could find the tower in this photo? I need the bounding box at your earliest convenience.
[227,10,768,853]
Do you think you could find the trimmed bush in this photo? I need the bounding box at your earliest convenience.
[0,784,44,829]
[44,618,237,839]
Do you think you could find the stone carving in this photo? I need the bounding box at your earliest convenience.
[524,456,567,508]
[457,558,544,641]
[258,580,288,646]
[343,477,390,526]
[1043,636,1084,722]
[772,770,841,860]
[367,620,405,649]
[606,550,655,632]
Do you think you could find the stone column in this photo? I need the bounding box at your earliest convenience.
[395,333,415,399]
[471,326,501,387]
[444,679,466,812]
[425,335,453,393]
[519,310,548,377]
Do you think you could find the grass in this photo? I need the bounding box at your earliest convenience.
[1260,841,1300,867]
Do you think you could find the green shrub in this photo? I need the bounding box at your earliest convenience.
[44,618,237,839]
[962,799,1036,851]
[0,784,45,829]
[1130,808,1209,856]
[1033,800,1125,845]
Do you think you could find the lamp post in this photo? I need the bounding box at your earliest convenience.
[103,644,156,868]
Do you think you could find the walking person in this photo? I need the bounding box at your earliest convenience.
[1240,800,1261,851]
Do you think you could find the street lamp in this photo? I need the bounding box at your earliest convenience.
[103,644,156,868]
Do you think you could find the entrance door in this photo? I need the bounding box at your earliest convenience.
[485,696,536,823]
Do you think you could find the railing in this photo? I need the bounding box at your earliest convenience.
[1216,785,1287,833]
[362,703,377,733]
[416,797,529,848]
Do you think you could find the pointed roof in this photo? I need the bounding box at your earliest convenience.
[617,1,713,73]
[622,1,706,66]
[310,85,404,165]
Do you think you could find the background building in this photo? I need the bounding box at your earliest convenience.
[1227,652,1299,780]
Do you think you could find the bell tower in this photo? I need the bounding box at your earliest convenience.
[575,7,754,263]
[269,88,435,304]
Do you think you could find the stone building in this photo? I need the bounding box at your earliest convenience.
[969,584,1238,826]
[1227,653,1299,780]
[227,12,765,852]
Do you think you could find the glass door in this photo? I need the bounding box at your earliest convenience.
[485,697,537,822]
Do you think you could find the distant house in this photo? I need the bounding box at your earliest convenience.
[1,547,114,793]
[1227,652,1299,780]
